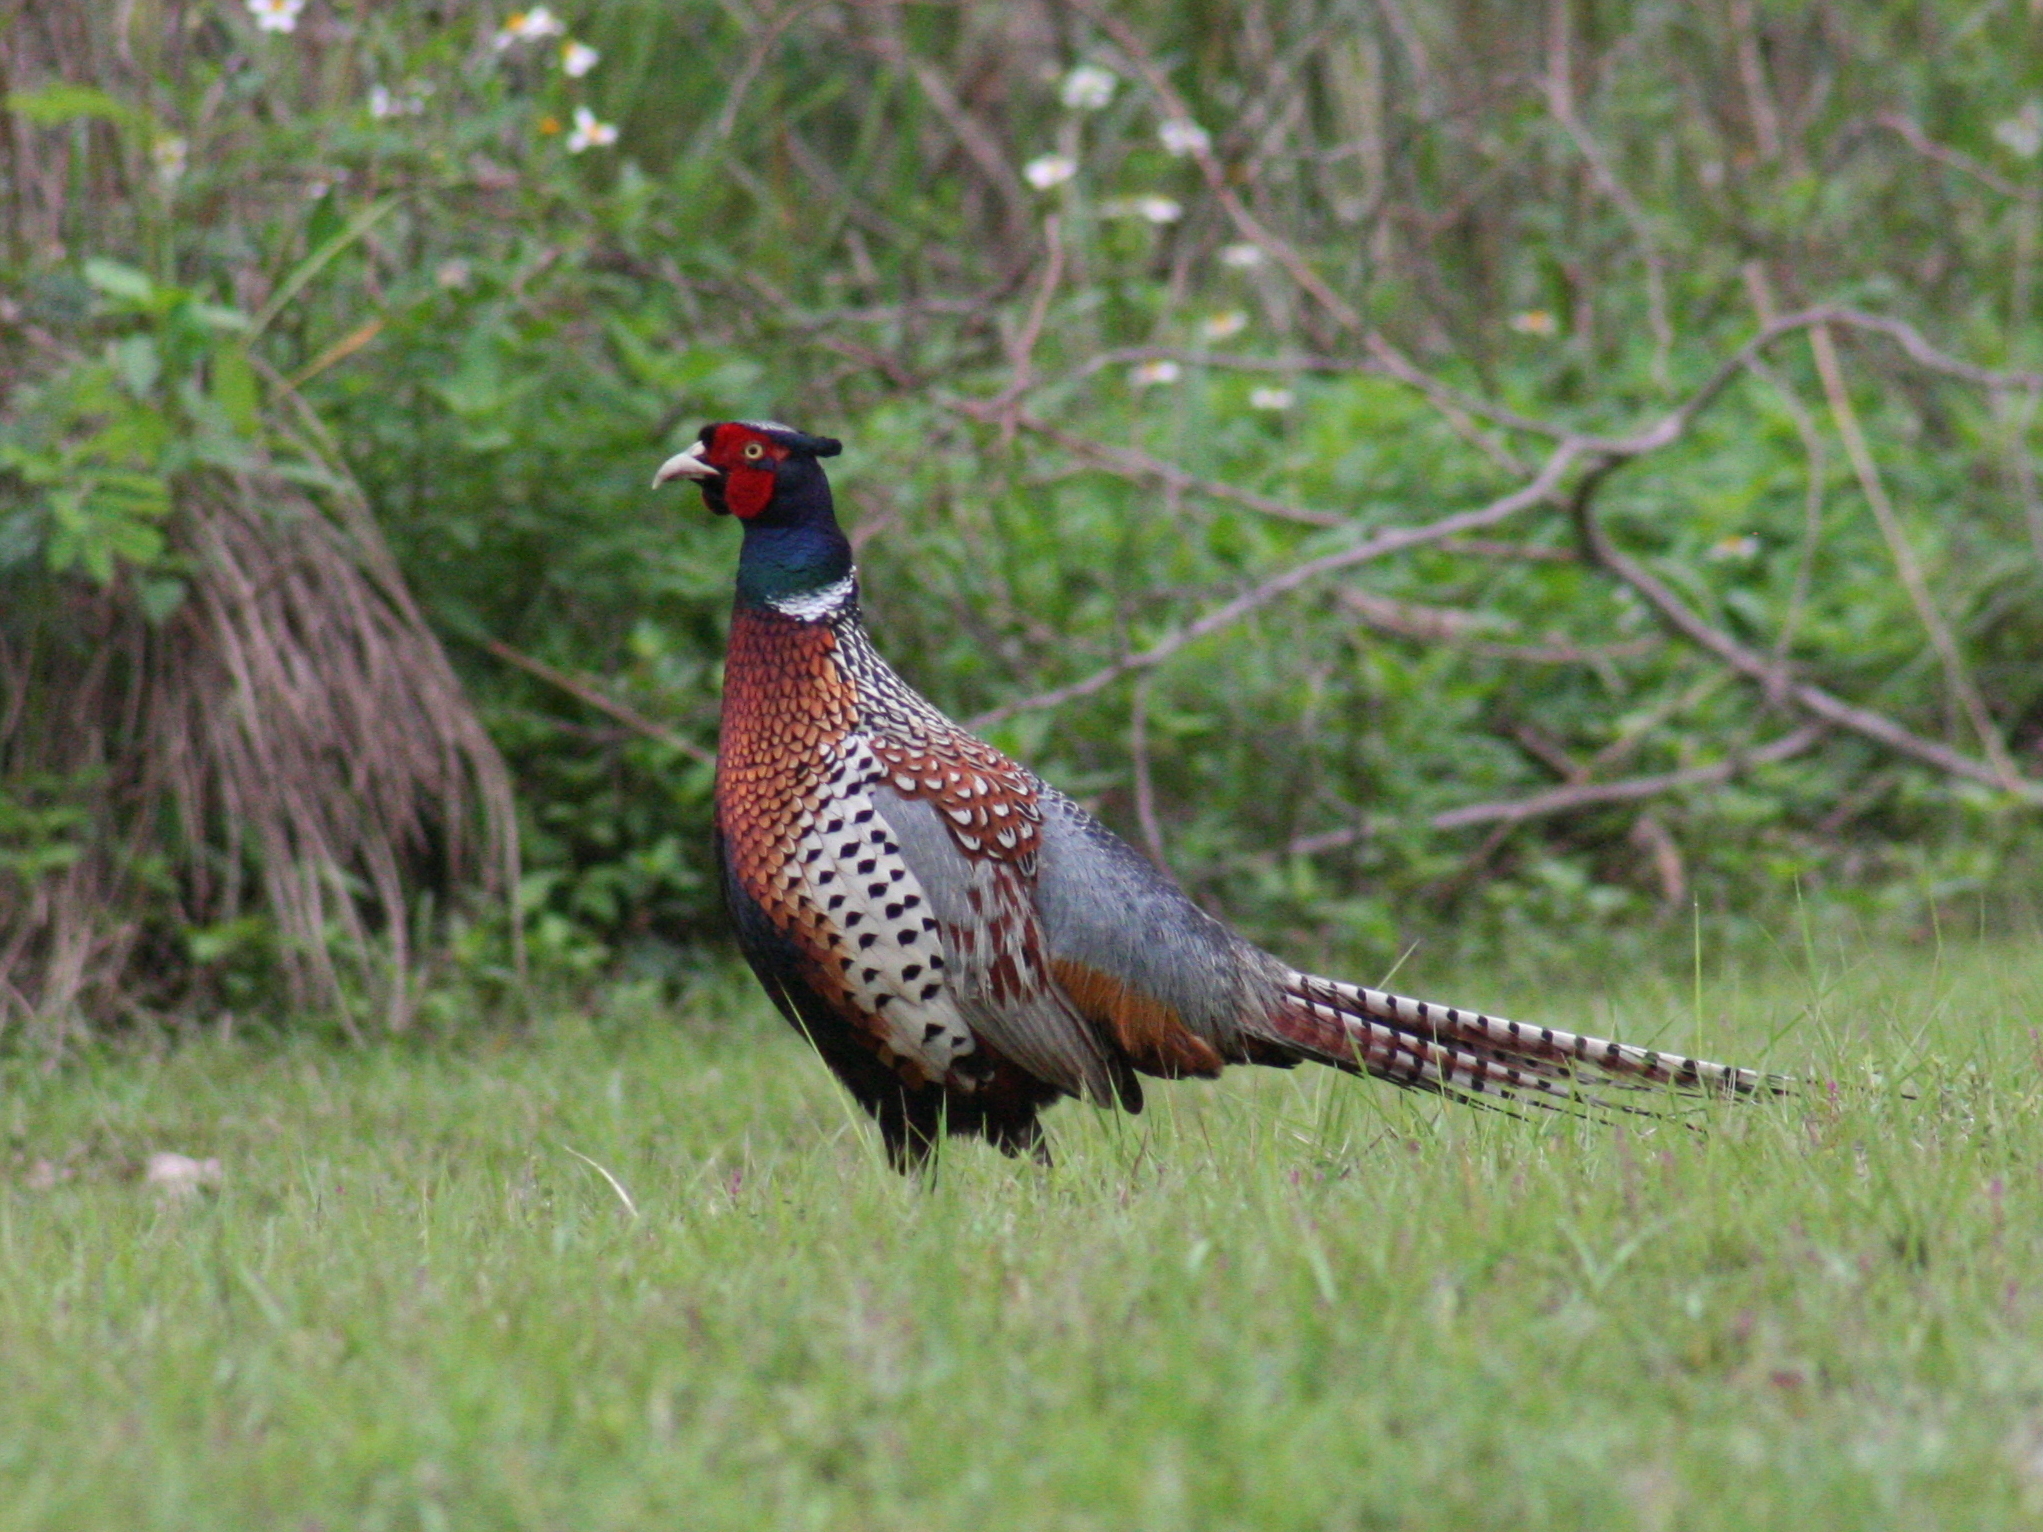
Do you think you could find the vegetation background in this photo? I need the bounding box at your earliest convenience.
[7,0,2043,1030]
[7,4,2043,1528]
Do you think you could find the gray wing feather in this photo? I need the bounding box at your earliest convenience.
[872,785,1120,1103]
[1031,783,1280,1053]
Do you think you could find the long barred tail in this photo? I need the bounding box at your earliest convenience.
[1266,971,1789,1115]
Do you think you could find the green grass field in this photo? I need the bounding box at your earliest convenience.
[5,934,2043,1531]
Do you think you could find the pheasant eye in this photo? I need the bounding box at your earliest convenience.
[742,442,765,461]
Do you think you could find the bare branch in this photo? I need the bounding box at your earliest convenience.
[1285,723,1829,856]
[1433,723,1830,830]
[1573,493,2043,802]
[1338,588,1658,664]
[965,440,1585,729]
[1825,307,2043,390]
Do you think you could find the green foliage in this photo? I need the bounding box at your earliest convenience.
[8,1,2043,1000]
[2,938,2042,1526]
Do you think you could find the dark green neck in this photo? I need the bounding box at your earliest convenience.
[733,457,854,612]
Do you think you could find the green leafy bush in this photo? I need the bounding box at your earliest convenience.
[5,0,2043,1025]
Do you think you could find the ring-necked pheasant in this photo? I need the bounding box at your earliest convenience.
[656,420,1774,1169]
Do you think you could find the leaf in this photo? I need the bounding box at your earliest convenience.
[211,345,262,436]
[84,258,156,305]
[108,334,162,397]
[3,84,149,131]
[138,577,188,624]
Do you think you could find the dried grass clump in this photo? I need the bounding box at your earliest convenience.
[0,468,517,1045]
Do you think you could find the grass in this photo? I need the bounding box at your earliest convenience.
[4,934,2043,1530]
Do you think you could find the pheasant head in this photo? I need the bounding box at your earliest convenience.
[655,421,852,615]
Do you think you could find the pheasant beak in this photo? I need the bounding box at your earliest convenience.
[652,442,719,487]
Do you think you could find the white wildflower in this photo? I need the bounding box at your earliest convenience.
[436,259,473,289]
[494,6,565,48]
[1249,386,1293,411]
[1200,310,1247,341]
[151,136,188,187]
[561,40,600,77]
[369,83,426,119]
[1059,64,1117,111]
[1130,359,1181,388]
[1219,242,1265,269]
[247,0,307,34]
[1023,154,1077,190]
[145,1152,223,1197]
[1995,102,2043,160]
[565,105,618,152]
[1158,118,1210,156]
[1708,534,1761,561]
[1508,309,1559,336]
[1099,195,1182,223]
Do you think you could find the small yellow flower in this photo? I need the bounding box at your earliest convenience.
[1200,310,1247,341]
[537,113,562,135]
[1508,309,1559,337]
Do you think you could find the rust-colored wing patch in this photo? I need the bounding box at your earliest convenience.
[1053,958,1226,1079]
[869,734,1042,865]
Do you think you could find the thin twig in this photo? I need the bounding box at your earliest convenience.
[948,400,1344,527]
[1729,0,1784,163]
[1543,10,1673,385]
[1808,323,2021,788]
[990,215,1067,447]
[484,639,715,767]
[1128,677,1169,870]
[1283,723,1829,854]
[1876,113,2033,203]
[1434,723,1830,830]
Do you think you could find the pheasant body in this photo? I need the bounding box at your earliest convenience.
[659,421,1774,1169]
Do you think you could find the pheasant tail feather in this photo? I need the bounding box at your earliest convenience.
[1265,972,1785,1116]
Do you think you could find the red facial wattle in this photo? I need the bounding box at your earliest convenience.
[707,424,786,520]
[723,462,775,518]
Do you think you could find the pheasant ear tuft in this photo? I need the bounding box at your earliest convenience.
[813,436,843,458]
